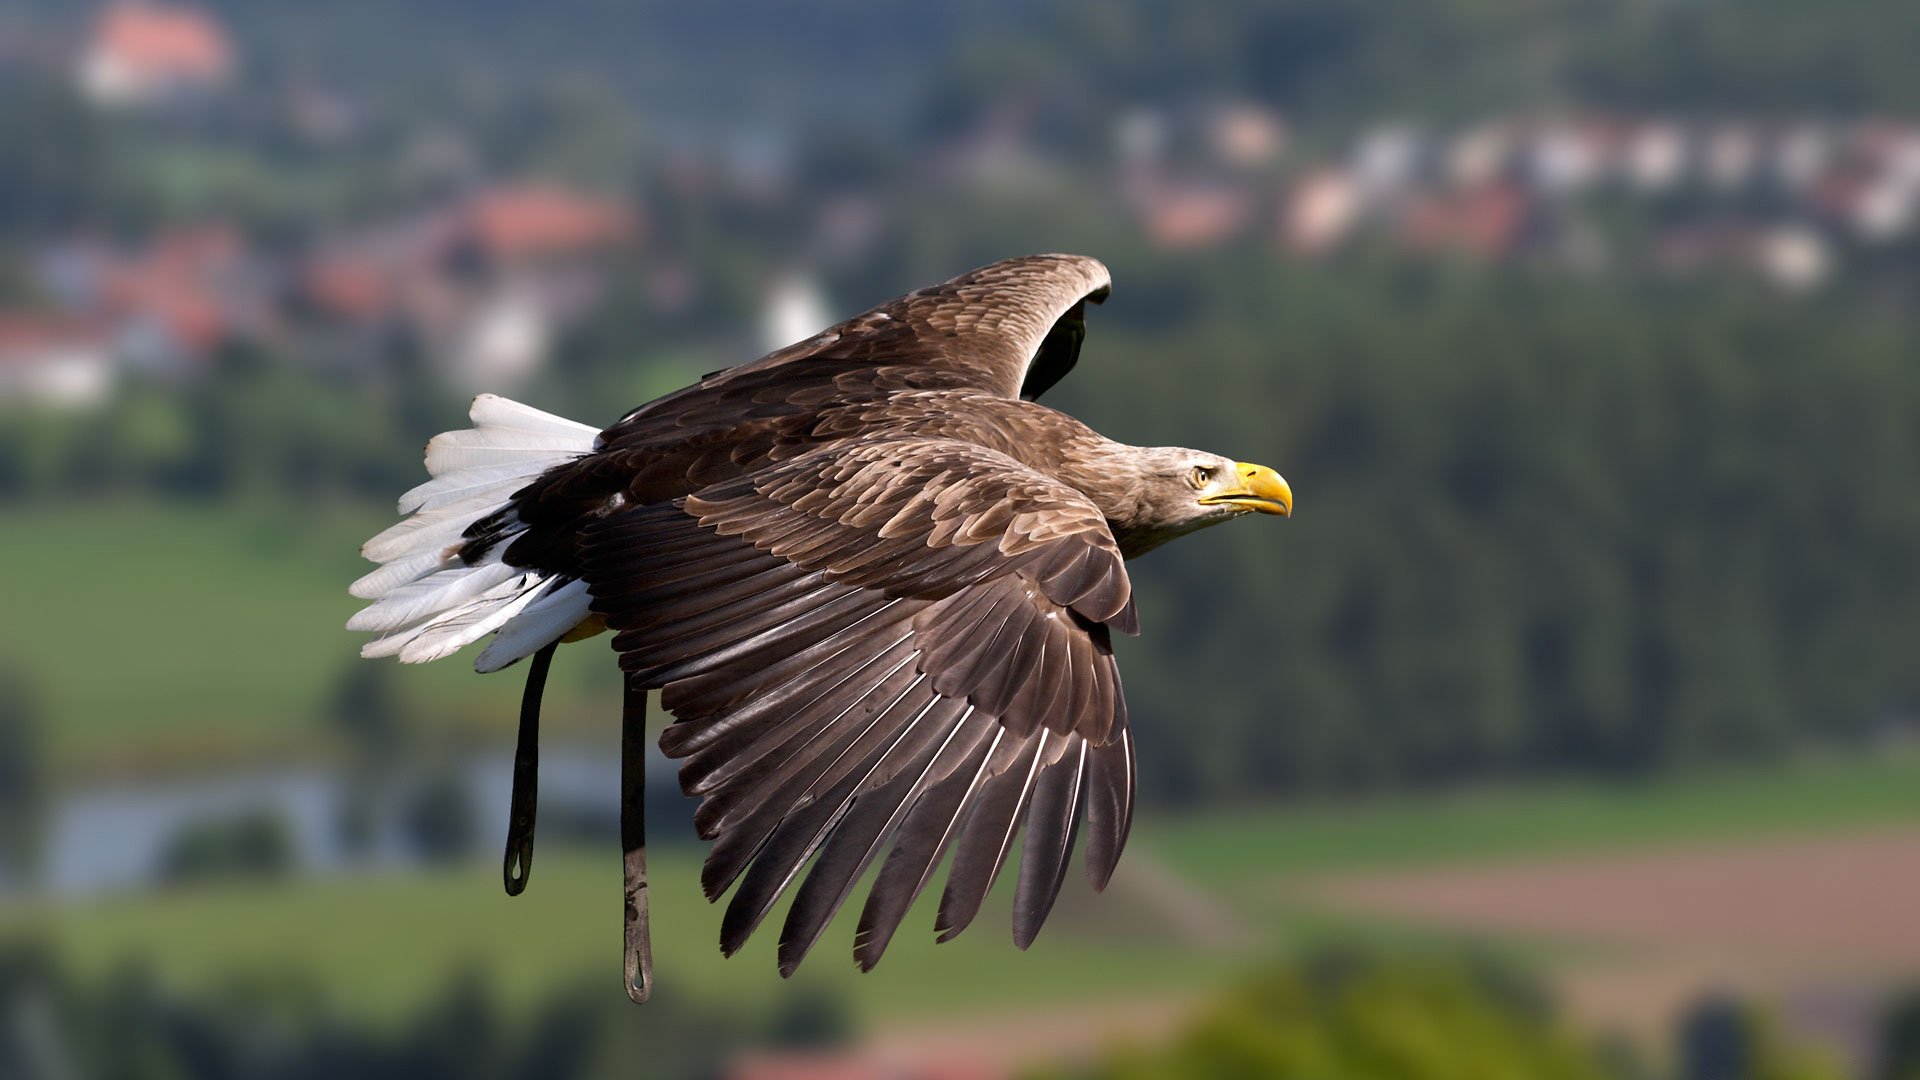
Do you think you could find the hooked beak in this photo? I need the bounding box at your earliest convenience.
[1199,462,1293,517]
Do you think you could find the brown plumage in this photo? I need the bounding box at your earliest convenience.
[348,253,1291,982]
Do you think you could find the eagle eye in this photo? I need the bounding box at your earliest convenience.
[1189,465,1213,489]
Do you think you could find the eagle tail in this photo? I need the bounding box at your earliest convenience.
[347,394,597,669]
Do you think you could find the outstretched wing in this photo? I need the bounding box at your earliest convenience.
[491,255,1112,573]
[581,438,1138,974]
[598,253,1111,448]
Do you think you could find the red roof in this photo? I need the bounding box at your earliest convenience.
[1399,183,1531,260]
[301,258,392,323]
[105,275,224,351]
[1137,185,1251,251]
[0,314,112,360]
[464,184,637,261]
[81,225,253,353]
[91,2,233,83]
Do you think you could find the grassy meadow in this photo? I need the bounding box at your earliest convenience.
[1147,752,1920,886]
[1,499,624,774]
[11,751,1920,1029]
[3,846,1246,1027]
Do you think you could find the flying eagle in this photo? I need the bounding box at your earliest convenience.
[347,254,1291,1001]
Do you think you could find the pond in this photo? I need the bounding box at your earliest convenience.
[32,746,688,897]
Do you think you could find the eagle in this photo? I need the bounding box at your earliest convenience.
[347,254,1291,1001]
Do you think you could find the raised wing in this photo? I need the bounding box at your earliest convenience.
[580,438,1138,974]
[598,253,1111,450]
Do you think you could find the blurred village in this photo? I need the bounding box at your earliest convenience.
[5,5,1920,412]
[5,3,1920,1079]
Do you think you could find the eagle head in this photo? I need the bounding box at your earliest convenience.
[1097,446,1291,558]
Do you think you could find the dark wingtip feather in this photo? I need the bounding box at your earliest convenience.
[1010,739,1087,950]
[1083,729,1134,892]
[718,871,770,956]
[853,936,884,973]
[936,735,1047,943]
[852,728,1001,970]
[700,856,733,902]
[777,707,981,978]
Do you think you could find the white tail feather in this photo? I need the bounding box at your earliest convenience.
[468,393,599,438]
[348,562,523,634]
[398,462,551,515]
[397,577,551,663]
[349,549,457,601]
[475,579,593,673]
[426,439,590,476]
[348,394,600,668]
[360,492,513,562]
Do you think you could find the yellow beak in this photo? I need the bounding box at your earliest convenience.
[1200,462,1293,517]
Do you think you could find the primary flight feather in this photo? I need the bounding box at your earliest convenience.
[348,253,1291,981]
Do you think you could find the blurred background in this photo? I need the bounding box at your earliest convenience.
[2,1,1919,1077]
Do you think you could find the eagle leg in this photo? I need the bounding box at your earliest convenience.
[503,643,556,896]
[621,676,654,1004]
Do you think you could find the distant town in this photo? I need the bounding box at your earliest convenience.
[3,3,1918,414]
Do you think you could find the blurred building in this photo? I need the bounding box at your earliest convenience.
[460,183,639,266]
[446,284,551,388]
[761,272,831,353]
[1527,119,1608,197]
[1351,124,1426,202]
[1283,169,1362,255]
[1754,225,1834,291]
[296,182,637,387]
[1446,123,1516,189]
[1398,183,1533,261]
[36,224,271,375]
[0,315,116,409]
[1204,101,1287,169]
[1135,183,1253,251]
[1625,121,1690,192]
[1703,123,1762,192]
[75,1,234,109]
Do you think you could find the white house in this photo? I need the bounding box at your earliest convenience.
[0,317,117,409]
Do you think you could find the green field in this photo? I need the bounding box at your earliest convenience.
[1146,751,1920,889]
[2,846,1243,1027]
[1,500,624,773]
[12,750,1920,1028]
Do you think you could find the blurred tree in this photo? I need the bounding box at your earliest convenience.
[1681,996,1761,1080]
[1677,994,1844,1080]
[765,991,855,1049]
[1068,953,1844,1080]
[922,0,1920,129]
[0,940,827,1079]
[1876,987,1920,1080]
[402,771,477,864]
[0,75,110,240]
[1061,260,1920,799]
[328,659,410,858]
[327,660,408,763]
[1069,951,1610,1080]
[158,810,296,885]
[0,661,46,880]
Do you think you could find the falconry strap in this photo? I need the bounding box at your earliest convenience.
[501,643,654,1003]
[502,643,553,896]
